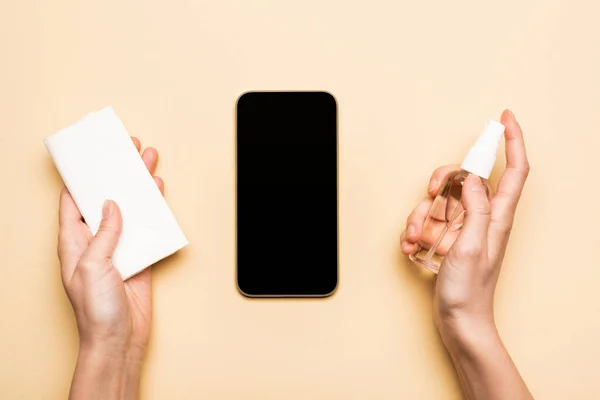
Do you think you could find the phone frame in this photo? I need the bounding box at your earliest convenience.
[234,90,339,298]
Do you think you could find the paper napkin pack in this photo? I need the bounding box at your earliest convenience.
[44,107,188,279]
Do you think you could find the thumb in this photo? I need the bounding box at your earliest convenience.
[454,174,491,251]
[85,200,123,261]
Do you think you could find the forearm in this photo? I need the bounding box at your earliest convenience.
[70,343,126,400]
[69,343,143,400]
[441,320,533,400]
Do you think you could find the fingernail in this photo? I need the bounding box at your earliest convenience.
[428,179,437,193]
[470,176,483,191]
[102,200,114,217]
[407,224,416,239]
[507,109,514,118]
[451,222,463,231]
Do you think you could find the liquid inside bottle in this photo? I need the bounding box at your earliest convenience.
[409,169,493,274]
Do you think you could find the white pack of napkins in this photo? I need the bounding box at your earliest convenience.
[44,107,188,279]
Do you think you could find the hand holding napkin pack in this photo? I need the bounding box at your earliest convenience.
[44,107,188,280]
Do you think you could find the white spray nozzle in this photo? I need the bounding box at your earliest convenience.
[460,119,505,179]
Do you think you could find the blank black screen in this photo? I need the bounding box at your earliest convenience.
[236,92,338,297]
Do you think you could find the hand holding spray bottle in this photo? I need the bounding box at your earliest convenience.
[409,120,505,273]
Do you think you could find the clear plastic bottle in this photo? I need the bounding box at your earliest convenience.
[409,120,505,274]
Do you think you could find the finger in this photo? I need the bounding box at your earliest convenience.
[80,200,123,265]
[402,222,458,257]
[401,236,418,255]
[126,266,152,290]
[59,187,82,228]
[142,147,159,175]
[427,164,461,197]
[406,198,433,243]
[58,188,86,282]
[403,196,459,257]
[154,176,164,195]
[429,191,462,222]
[132,137,141,152]
[418,219,460,256]
[452,174,490,255]
[400,229,419,254]
[493,110,530,218]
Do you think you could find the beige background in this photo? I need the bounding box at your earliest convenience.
[1,0,600,398]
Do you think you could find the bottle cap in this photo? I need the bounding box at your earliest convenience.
[460,120,505,179]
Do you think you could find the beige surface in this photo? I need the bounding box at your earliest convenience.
[1,0,600,398]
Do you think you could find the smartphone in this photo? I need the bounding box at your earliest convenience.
[236,91,338,297]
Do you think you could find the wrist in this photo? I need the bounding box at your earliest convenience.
[71,342,144,400]
[77,324,148,362]
[70,343,127,400]
[77,341,128,372]
[437,313,501,358]
[78,339,145,373]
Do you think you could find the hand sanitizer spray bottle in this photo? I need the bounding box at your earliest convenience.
[409,120,505,274]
